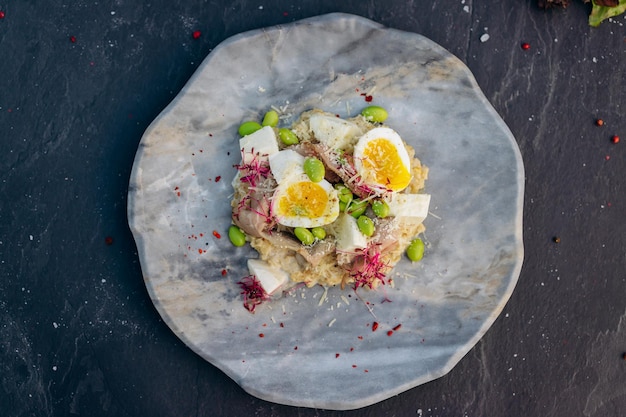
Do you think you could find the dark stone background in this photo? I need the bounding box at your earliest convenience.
[1,1,625,416]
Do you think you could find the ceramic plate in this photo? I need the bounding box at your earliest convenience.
[128,13,524,410]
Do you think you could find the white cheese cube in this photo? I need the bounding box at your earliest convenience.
[334,213,368,252]
[387,193,431,225]
[239,126,279,164]
[247,259,289,295]
[309,114,363,151]
[268,149,305,184]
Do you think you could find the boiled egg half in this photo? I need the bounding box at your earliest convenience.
[353,127,412,192]
[269,150,340,228]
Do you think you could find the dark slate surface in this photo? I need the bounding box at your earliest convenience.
[1,1,625,416]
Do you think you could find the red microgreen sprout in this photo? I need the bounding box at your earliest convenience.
[237,275,269,312]
[349,243,391,290]
[234,148,271,188]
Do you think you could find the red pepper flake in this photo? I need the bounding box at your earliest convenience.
[215,175,221,182]
[279,322,284,328]
[358,336,363,340]
[69,35,77,43]
[198,249,203,254]
[393,324,402,331]
[174,186,181,197]
[364,369,369,373]
[349,347,354,352]
[595,118,604,126]
[612,135,620,144]
[104,236,114,245]
[364,95,373,102]
[521,42,530,50]
[335,353,340,358]
[0,11,5,19]
[387,330,394,336]
[605,155,611,161]
[259,333,264,338]
[372,321,379,332]
[352,364,357,368]
[212,230,221,239]
[294,346,298,350]
[553,236,561,244]
[221,269,227,276]
[192,30,201,39]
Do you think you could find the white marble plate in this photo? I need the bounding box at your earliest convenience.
[128,13,524,410]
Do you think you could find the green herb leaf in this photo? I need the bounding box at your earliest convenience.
[589,0,626,27]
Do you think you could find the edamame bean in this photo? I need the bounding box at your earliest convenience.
[347,199,368,218]
[228,225,247,247]
[303,157,325,183]
[361,105,388,123]
[311,227,326,240]
[294,227,315,245]
[262,110,279,127]
[334,184,353,204]
[278,128,299,145]
[238,121,262,136]
[371,200,390,218]
[357,215,375,237]
[406,238,425,262]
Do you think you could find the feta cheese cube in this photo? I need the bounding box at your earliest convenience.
[247,259,289,295]
[334,213,368,252]
[239,126,279,164]
[387,193,430,225]
[309,114,363,150]
[268,149,305,184]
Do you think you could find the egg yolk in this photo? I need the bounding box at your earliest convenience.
[361,138,411,191]
[277,182,329,219]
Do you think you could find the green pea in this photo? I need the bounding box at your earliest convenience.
[262,110,279,127]
[357,215,375,237]
[361,105,388,123]
[347,199,368,218]
[334,184,353,204]
[371,200,390,218]
[303,157,325,183]
[311,227,326,240]
[228,225,247,247]
[406,238,425,262]
[278,128,299,145]
[294,227,315,245]
[238,121,262,136]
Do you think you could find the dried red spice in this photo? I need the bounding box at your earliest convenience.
[521,42,530,50]
[596,118,604,126]
[215,175,222,182]
[0,10,5,19]
[612,135,620,144]
[212,230,221,239]
[372,322,379,332]
[335,353,340,358]
[364,95,373,102]
[387,330,394,336]
[70,35,77,43]
[221,269,227,276]
[259,333,264,338]
[393,324,402,331]
[192,30,201,39]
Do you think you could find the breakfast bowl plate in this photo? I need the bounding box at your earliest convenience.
[128,13,524,410]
